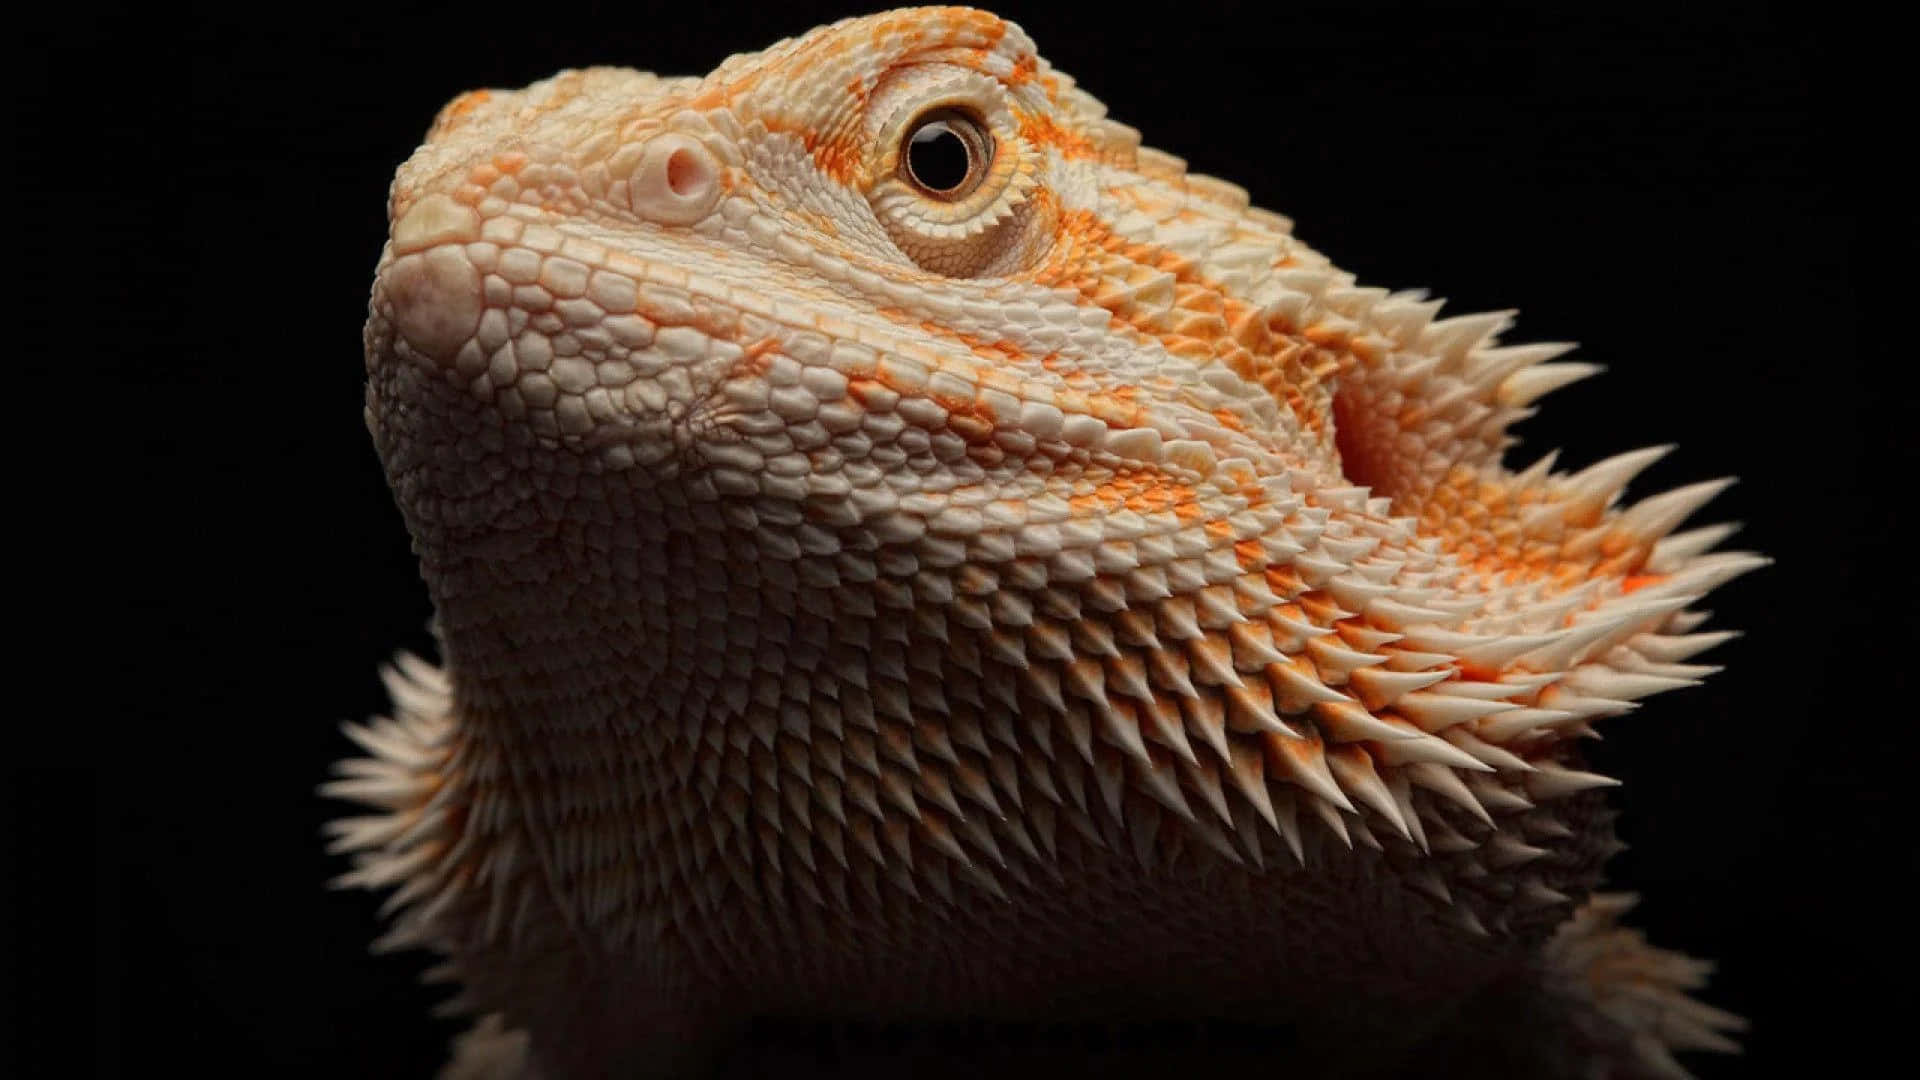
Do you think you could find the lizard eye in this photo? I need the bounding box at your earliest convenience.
[861,70,1045,278]
[900,108,992,200]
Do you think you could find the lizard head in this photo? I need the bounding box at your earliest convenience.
[363,6,1761,940]
[370,6,1342,509]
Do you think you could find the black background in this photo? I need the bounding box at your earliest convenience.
[12,1,1910,1076]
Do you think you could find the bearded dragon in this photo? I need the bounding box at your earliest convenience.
[329,7,1761,1077]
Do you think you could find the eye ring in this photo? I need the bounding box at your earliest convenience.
[899,107,993,200]
[862,71,1045,277]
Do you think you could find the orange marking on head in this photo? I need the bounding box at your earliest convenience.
[1620,572,1667,594]
[947,412,996,444]
[493,152,528,174]
[452,90,492,114]
[926,380,995,429]
[915,321,1031,366]
[1017,109,1099,158]
[1454,657,1501,682]
[800,127,866,186]
[1262,730,1326,773]
[735,337,783,379]
[964,9,1011,48]
[1548,564,1589,591]
[799,208,841,237]
[1405,469,1663,588]
[1592,551,1643,580]
[1234,539,1266,571]
[1164,337,1215,362]
[682,81,733,111]
[436,90,493,133]
[1265,567,1305,596]
[1119,477,1197,516]
[1031,208,1338,440]
[845,375,891,407]
[1085,395,1152,431]
[1295,591,1343,624]
[1303,323,1349,349]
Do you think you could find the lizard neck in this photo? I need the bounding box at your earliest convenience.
[414,460,855,955]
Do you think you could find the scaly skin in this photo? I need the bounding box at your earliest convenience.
[329,8,1760,1077]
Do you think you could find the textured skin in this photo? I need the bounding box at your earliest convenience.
[330,8,1760,1077]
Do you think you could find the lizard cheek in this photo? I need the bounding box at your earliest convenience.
[626,133,724,226]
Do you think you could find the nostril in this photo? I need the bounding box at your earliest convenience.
[665,147,708,198]
[627,132,722,225]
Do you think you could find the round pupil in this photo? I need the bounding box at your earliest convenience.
[907,121,973,194]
